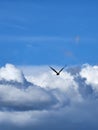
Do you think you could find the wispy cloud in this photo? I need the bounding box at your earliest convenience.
[0,35,98,44]
[0,35,72,43]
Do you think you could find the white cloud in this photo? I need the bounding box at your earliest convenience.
[80,64,98,91]
[0,64,25,83]
[25,68,82,103]
[0,63,98,130]
[0,64,57,111]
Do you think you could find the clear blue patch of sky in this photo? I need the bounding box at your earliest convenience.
[0,0,98,66]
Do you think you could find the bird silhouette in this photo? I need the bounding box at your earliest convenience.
[49,66,66,75]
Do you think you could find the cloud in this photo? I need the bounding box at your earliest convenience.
[0,64,25,83]
[0,63,98,129]
[0,64,57,111]
[80,64,98,91]
[0,36,71,43]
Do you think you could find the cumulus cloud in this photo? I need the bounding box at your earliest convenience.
[0,64,57,111]
[0,64,25,83]
[0,63,98,130]
[80,64,98,91]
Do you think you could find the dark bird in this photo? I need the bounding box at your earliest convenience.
[49,66,66,75]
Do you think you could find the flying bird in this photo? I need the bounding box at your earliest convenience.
[49,66,66,75]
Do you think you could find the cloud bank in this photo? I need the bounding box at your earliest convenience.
[0,63,98,130]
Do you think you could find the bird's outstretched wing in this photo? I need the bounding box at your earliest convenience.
[49,66,58,74]
[59,65,66,73]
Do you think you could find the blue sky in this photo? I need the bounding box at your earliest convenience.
[0,0,98,66]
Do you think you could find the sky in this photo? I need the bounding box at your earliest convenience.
[0,0,98,66]
[0,1,98,130]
